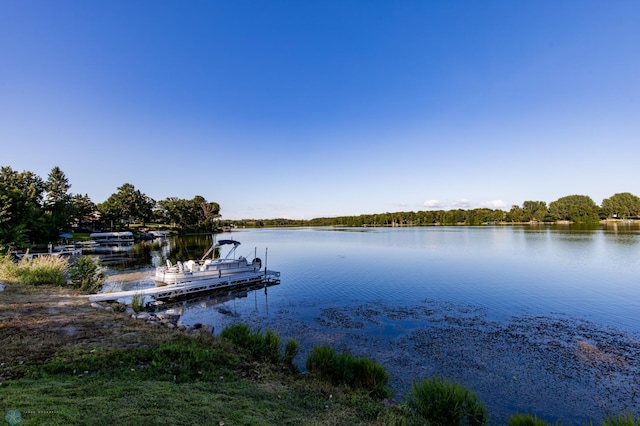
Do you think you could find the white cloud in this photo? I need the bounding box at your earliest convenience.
[423,198,508,211]
[423,200,441,209]
[481,200,507,209]
[452,199,473,208]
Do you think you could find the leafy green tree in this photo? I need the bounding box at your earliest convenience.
[506,201,548,223]
[465,208,504,224]
[0,166,46,247]
[549,194,600,223]
[97,183,155,229]
[443,209,466,225]
[155,197,180,226]
[167,198,197,228]
[0,193,25,248]
[156,195,220,231]
[523,200,548,221]
[137,193,156,226]
[1,166,46,206]
[71,194,97,230]
[507,205,527,222]
[601,192,640,219]
[195,196,220,230]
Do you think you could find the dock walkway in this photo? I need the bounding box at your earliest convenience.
[89,270,280,302]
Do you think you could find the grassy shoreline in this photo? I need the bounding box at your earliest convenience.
[0,283,385,425]
[2,280,639,425]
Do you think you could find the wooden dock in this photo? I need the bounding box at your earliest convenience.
[89,270,280,302]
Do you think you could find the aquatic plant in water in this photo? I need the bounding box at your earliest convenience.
[131,293,146,313]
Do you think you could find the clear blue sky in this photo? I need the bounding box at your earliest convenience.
[2,1,638,220]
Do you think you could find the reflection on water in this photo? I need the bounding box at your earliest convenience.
[151,280,279,318]
[91,235,222,269]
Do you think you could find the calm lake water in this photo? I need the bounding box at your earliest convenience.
[115,225,640,424]
[145,225,640,334]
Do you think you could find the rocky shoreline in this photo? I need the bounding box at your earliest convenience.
[90,301,214,334]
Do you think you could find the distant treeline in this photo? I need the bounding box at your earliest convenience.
[232,193,640,228]
[3,165,639,248]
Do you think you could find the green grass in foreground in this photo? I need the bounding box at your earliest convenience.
[1,328,378,425]
[2,375,332,425]
[25,329,639,426]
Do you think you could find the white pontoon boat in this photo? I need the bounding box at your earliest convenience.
[154,239,262,287]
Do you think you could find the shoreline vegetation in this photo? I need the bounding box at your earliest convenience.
[3,166,640,250]
[1,257,639,425]
[237,217,640,228]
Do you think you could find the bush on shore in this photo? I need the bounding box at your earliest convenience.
[0,253,68,286]
[305,344,390,398]
[219,323,299,367]
[0,253,105,292]
[407,375,487,426]
[68,256,105,292]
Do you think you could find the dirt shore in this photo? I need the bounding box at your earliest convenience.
[0,281,172,382]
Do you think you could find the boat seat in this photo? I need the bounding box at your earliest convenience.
[166,259,172,268]
[185,260,197,272]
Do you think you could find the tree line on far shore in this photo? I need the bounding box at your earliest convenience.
[236,194,640,228]
[2,165,639,247]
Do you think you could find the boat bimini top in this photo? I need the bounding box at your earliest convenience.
[200,238,241,261]
[215,240,241,247]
